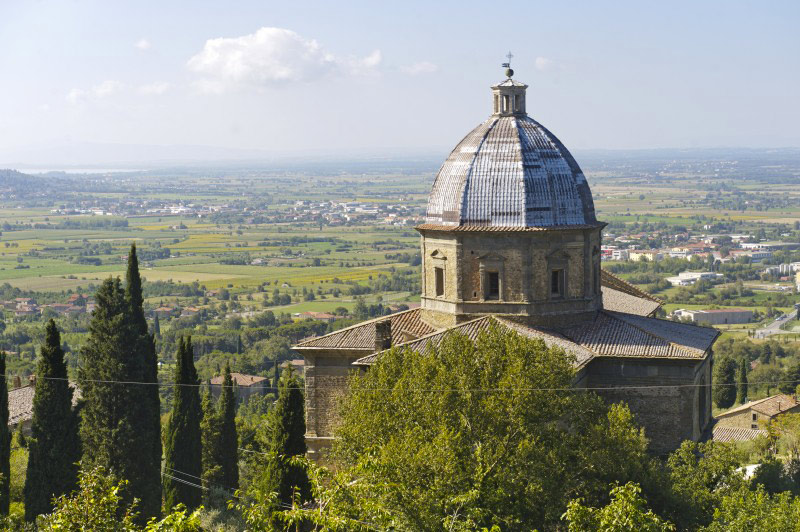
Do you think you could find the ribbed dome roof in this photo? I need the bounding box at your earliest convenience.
[425,79,597,228]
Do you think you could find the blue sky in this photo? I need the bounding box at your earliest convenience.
[1,0,798,165]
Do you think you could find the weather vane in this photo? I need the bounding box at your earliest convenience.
[502,51,514,78]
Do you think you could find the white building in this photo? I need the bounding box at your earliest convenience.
[666,271,721,286]
[673,308,753,325]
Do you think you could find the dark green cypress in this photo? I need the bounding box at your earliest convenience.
[737,358,749,404]
[153,314,161,338]
[163,337,202,511]
[24,320,80,521]
[80,277,152,519]
[272,359,279,394]
[200,387,223,502]
[0,353,9,515]
[125,244,162,518]
[218,363,239,491]
[262,367,310,508]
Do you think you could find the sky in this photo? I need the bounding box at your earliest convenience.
[0,0,798,166]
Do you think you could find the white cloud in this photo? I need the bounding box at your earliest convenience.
[138,82,171,95]
[400,61,438,76]
[534,57,555,71]
[65,80,123,104]
[187,27,381,91]
[135,38,151,51]
[92,80,122,98]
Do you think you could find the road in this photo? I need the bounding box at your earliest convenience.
[755,309,799,339]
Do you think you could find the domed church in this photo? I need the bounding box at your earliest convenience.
[295,67,718,456]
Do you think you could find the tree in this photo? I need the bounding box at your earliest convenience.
[200,387,223,504]
[153,314,161,338]
[163,337,202,511]
[80,277,156,520]
[781,361,800,394]
[125,244,162,519]
[219,364,239,492]
[24,319,80,520]
[563,482,675,532]
[41,466,202,531]
[737,358,749,404]
[713,357,737,409]
[257,366,310,512]
[271,359,279,393]
[702,485,800,531]
[294,324,656,530]
[0,352,9,515]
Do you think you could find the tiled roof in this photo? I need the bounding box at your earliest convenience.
[353,311,714,367]
[424,112,596,228]
[602,287,661,317]
[559,311,718,359]
[294,308,436,350]
[712,426,767,443]
[717,394,800,419]
[210,373,269,387]
[8,383,81,427]
[600,269,662,304]
[353,316,594,368]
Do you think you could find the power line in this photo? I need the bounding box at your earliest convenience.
[6,372,800,393]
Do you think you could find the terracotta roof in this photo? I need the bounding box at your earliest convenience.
[353,316,595,368]
[559,311,718,359]
[601,287,661,317]
[353,311,714,367]
[294,308,436,350]
[600,269,662,304]
[713,426,767,442]
[717,394,800,419]
[210,373,269,387]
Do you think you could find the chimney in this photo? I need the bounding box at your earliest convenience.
[374,320,392,352]
[28,374,36,386]
[12,376,21,389]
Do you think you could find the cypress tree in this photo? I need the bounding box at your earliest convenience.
[80,277,153,519]
[125,244,162,518]
[0,353,9,515]
[163,337,202,511]
[262,367,310,509]
[219,363,239,491]
[24,320,80,521]
[737,358,749,404]
[201,387,223,502]
[272,359,280,394]
[712,356,737,409]
[153,314,161,338]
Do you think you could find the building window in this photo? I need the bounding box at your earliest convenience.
[485,271,500,300]
[751,424,759,430]
[752,413,757,421]
[434,267,444,297]
[550,269,565,298]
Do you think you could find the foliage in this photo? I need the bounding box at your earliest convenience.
[24,320,80,521]
[200,388,224,506]
[701,485,800,532]
[163,337,202,511]
[218,363,239,493]
[562,482,675,531]
[78,276,158,521]
[250,366,310,518]
[737,357,749,404]
[712,357,737,409]
[291,324,656,530]
[0,352,9,515]
[665,440,746,529]
[39,466,202,531]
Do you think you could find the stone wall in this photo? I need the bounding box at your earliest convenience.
[586,356,711,454]
[716,404,800,430]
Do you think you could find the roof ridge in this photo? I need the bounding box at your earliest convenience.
[392,315,494,350]
[601,269,662,304]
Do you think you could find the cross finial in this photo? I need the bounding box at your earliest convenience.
[502,51,514,78]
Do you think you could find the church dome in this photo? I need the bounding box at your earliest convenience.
[425,76,597,228]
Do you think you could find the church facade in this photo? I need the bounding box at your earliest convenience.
[295,70,717,456]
